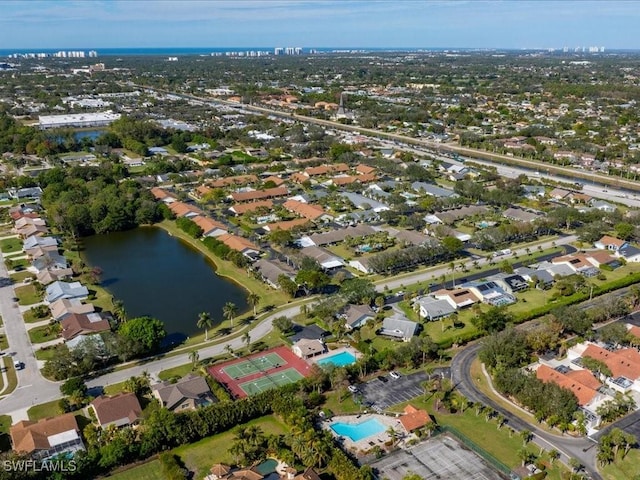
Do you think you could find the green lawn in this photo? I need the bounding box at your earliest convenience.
[1,358,17,396]
[105,459,163,480]
[0,415,12,452]
[23,307,51,323]
[158,363,198,381]
[0,237,22,254]
[0,415,11,435]
[27,399,61,421]
[173,416,288,480]
[7,258,29,270]
[322,389,361,415]
[10,271,35,283]
[28,324,60,344]
[14,284,42,306]
[104,381,129,396]
[35,346,64,361]
[0,334,8,351]
[600,449,640,480]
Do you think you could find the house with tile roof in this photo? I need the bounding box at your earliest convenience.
[432,288,480,309]
[594,235,627,251]
[569,342,640,393]
[264,218,310,232]
[10,413,84,459]
[230,187,288,202]
[398,404,431,433]
[90,393,143,428]
[192,216,228,237]
[45,281,89,304]
[168,201,204,218]
[50,298,95,321]
[228,200,273,216]
[283,199,332,221]
[150,187,177,203]
[151,374,216,412]
[535,364,601,407]
[252,258,297,289]
[292,338,326,359]
[217,234,261,258]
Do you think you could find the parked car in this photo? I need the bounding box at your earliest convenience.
[389,371,401,379]
[377,375,388,383]
[13,360,23,370]
[348,385,359,393]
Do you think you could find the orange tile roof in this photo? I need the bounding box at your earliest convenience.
[10,413,80,454]
[598,235,626,248]
[356,164,376,175]
[587,251,617,266]
[628,325,640,339]
[536,365,598,406]
[564,369,602,390]
[290,172,309,183]
[151,187,173,200]
[229,200,273,215]
[192,216,227,234]
[583,344,640,380]
[399,404,431,432]
[195,185,213,198]
[209,174,259,188]
[263,175,286,186]
[266,218,310,232]
[168,201,204,217]
[552,253,592,269]
[231,187,288,202]
[218,233,260,253]
[304,163,349,176]
[433,288,480,306]
[283,199,327,220]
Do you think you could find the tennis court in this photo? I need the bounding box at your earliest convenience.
[222,352,286,380]
[209,345,312,398]
[238,368,304,396]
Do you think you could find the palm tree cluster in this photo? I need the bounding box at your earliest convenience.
[228,425,267,466]
[597,427,637,466]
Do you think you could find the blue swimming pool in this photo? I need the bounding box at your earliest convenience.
[317,351,357,367]
[331,418,386,442]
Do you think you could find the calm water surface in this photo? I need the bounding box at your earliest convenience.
[81,227,248,341]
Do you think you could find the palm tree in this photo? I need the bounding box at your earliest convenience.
[223,302,239,328]
[113,299,127,323]
[189,350,199,369]
[224,344,234,357]
[520,429,532,446]
[197,311,214,341]
[242,331,251,350]
[548,449,560,465]
[247,293,260,316]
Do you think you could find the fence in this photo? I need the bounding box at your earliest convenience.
[433,425,515,478]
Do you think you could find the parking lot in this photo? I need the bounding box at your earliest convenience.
[359,369,450,411]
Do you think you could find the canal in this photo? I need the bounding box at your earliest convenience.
[81,227,248,342]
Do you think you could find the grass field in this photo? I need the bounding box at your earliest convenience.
[0,237,22,254]
[35,346,62,361]
[158,363,199,381]
[600,449,640,480]
[10,271,35,283]
[14,284,41,306]
[23,307,51,323]
[109,416,288,480]
[1,358,17,396]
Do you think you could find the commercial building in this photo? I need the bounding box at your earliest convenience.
[38,111,121,129]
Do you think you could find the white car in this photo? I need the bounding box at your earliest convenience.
[389,371,401,379]
[348,385,359,393]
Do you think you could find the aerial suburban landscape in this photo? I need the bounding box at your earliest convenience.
[2,1,640,480]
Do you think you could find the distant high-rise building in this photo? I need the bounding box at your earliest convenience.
[274,47,284,55]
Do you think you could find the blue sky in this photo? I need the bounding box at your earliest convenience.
[1,0,639,50]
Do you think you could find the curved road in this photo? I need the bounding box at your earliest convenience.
[452,343,601,479]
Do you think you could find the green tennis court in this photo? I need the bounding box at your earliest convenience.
[238,368,304,396]
[222,352,286,379]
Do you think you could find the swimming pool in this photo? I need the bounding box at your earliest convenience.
[317,351,357,367]
[331,418,386,442]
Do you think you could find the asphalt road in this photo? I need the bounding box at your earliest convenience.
[452,343,601,480]
[0,257,60,412]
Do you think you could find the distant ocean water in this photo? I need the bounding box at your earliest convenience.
[0,47,447,57]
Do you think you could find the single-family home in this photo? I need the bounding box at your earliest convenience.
[45,281,89,304]
[10,413,84,459]
[340,192,390,213]
[413,296,457,321]
[549,188,571,200]
[292,339,326,359]
[349,257,375,274]
[217,234,261,259]
[168,201,204,218]
[252,258,297,289]
[36,267,74,285]
[342,304,375,330]
[411,182,457,198]
[32,252,68,273]
[150,187,177,203]
[60,312,112,341]
[50,298,95,321]
[300,246,344,270]
[8,186,43,200]
[461,280,516,307]
[379,315,419,342]
[151,374,216,412]
[398,405,432,433]
[590,199,616,213]
[432,288,480,309]
[594,235,627,251]
[283,199,332,222]
[502,207,543,223]
[304,225,376,247]
[23,235,58,251]
[90,393,143,428]
[617,243,640,263]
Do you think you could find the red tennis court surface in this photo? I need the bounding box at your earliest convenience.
[208,345,312,398]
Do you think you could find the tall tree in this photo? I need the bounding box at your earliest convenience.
[223,302,239,328]
[197,311,214,341]
[247,293,260,316]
